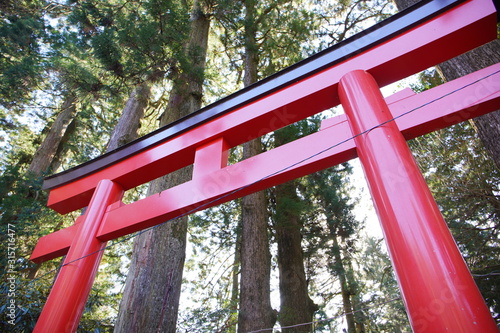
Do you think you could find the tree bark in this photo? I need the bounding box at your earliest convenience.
[393,0,500,170]
[0,95,77,214]
[47,117,77,174]
[106,82,150,152]
[272,126,318,332]
[27,94,78,175]
[237,1,277,331]
[24,95,78,279]
[114,3,210,332]
[29,82,149,280]
[238,141,277,333]
[230,221,242,330]
[330,232,357,333]
[274,179,318,332]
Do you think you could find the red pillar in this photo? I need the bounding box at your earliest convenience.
[338,70,497,332]
[34,180,123,333]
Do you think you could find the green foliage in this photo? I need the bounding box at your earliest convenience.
[179,307,236,332]
[0,1,48,108]
[180,201,241,332]
[355,238,411,332]
[0,276,51,332]
[215,0,320,85]
[309,0,395,48]
[67,0,190,83]
[92,29,124,76]
[0,164,64,331]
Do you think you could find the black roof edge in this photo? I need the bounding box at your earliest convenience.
[43,0,467,190]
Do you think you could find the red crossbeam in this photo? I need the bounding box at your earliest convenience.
[31,62,500,262]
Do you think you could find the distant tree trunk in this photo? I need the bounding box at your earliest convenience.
[237,1,277,331]
[274,179,318,332]
[238,141,276,333]
[0,95,77,211]
[343,249,366,333]
[27,94,78,175]
[114,3,210,332]
[230,221,242,330]
[28,82,150,280]
[25,94,78,279]
[273,127,317,332]
[47,117,76,174]
[106,82,150,152]
[435,42,500,170]
[393,0,500,170]
[330,231,357,333]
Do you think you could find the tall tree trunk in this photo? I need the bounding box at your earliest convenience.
[27,94,78,176]
[27,83,150,281]
[273,127,317,332]
[106,82,150,152]
[47,117,77,174]
[330,232,356,333]
[115,3,210,332]
[47,82,149,173]
[25,94,78,279]
[238,141,276,333]
[393,0,500,170]
[230,221,242,332]
[342,247,366,333]
[0,95,77,210]
[274,179,318,332]
[238,1,277,331]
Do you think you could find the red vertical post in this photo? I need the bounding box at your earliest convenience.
[338,70,497,332]
[34,179,123,333]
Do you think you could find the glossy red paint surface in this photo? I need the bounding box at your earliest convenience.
[339,70,497,333]
[30,62,500,262]
[29,218,80,263]
[46,0,496,214]
[193,138,229,179]
[33,180,123,333]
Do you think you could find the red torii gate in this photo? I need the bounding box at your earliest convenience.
[30,0,499,331]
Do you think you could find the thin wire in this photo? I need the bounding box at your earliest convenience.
[473,272,500,277]
[26,68,500,286]
[247,297,402,333]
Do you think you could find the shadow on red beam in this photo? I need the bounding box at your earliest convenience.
[45,0,497,215]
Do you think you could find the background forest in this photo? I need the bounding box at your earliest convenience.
[0,0,499,332]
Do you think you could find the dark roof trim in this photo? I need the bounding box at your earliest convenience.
[43,0,466,190]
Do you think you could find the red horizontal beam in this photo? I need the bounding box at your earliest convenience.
[98,64,500,241]
[46,0,497,215]
[30,63,500,261]
[30,221,80,263]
